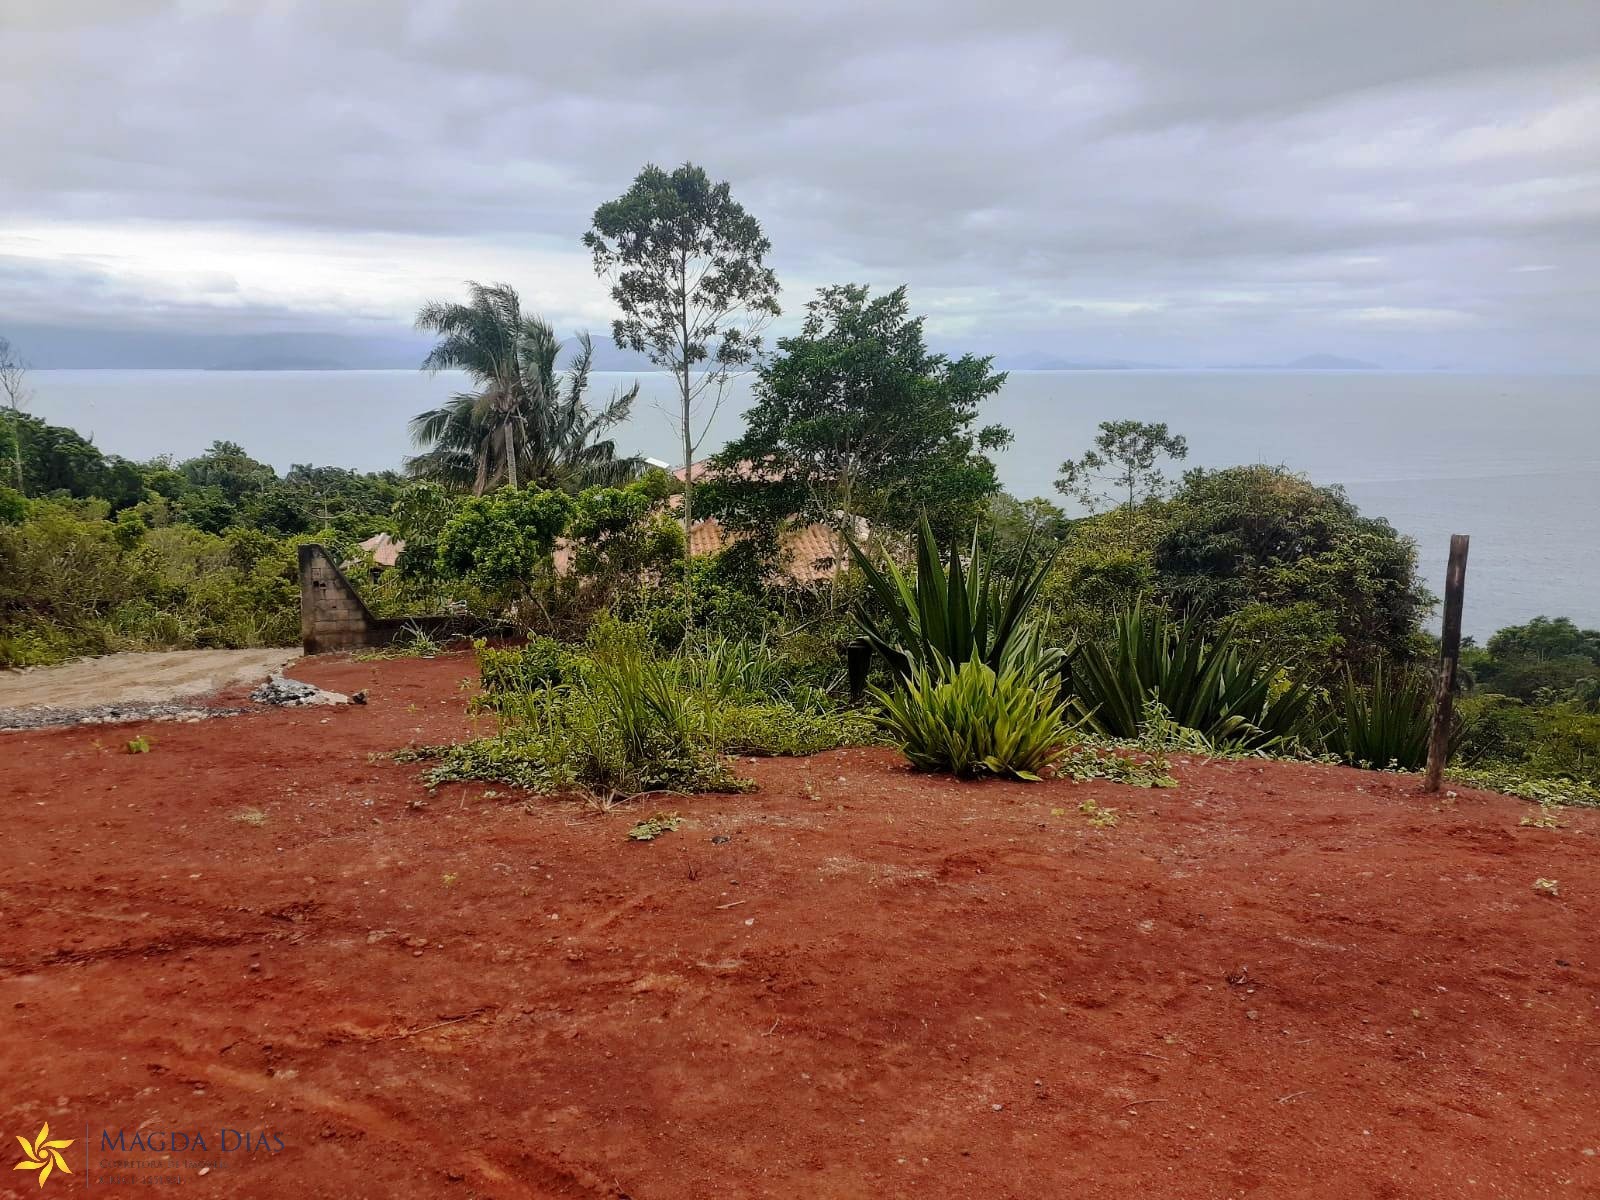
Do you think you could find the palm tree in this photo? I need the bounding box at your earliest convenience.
[517,325,641,490]
[407,283,640,494]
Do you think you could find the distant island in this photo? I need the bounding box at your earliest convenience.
[1228,353,1382,370]
[9,322,1390,373]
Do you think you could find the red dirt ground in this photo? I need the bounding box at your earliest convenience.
[2,651,1599,1199]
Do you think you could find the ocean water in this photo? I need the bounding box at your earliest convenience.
[24,368,1600,639]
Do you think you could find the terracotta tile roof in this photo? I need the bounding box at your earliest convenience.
[356,532,404,569]
[680,517,854,582]
[671,458,783,484]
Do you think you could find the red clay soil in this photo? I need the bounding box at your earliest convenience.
[2,652,1599,1199]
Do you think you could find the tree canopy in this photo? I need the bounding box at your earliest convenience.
[1056,419,1188,513]
[408,283,639,495]
[585,163,780,543]
[705,284,1011,547]
[1152,464,1431,667]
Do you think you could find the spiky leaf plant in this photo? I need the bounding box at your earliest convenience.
[1065,601,1320,752]
[847,514,1058,683]
[1324,660,1451,770]
[872,656,1078,780]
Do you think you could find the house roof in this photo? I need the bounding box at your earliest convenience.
[356,532,404,569]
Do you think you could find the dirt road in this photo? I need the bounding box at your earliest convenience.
[0,647,299,710]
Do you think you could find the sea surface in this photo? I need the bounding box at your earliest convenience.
[25,368,1600,640]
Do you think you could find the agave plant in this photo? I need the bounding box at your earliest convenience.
[1324,660,1450,770]
[847,514,1058,682]
[873,656,1077,780]
[1065,601,1320,752]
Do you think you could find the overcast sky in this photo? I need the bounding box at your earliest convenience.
[3,0,1598,370]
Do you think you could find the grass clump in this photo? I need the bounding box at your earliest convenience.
[420,620,874,801]
[353,623,449,661]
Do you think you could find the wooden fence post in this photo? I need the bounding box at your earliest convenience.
[1424,534,1470,792]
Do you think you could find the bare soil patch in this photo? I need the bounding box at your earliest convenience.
[2,651,1598,1198]
[0,647,299,711]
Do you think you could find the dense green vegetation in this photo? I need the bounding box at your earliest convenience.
[0,427,412,666]
[1454,617,1600,794]
[3,159,1594,809]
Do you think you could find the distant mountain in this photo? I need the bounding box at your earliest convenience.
[1226,353,1382,371]
[9,322,1389,375]
[4,324,662,372]
[7,326,434,370]
[1284,353,1381,370]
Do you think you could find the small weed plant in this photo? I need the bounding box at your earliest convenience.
[354,623,450,661]
[628,813,683,841]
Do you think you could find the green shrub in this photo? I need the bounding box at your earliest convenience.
[873,656,1075,780]
[1447,764,1600,809]
[713,703,879,756]
[429,679,744,799]
[615,557,775,651]
[476,636,574,696]
[1065,601,1320,752]
[1456,693,1541,764]
[0,502,308,667]
[0,485,28,525]
[1457,697,1600,788]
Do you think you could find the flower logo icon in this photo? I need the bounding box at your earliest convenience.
[13,1122,73,1187]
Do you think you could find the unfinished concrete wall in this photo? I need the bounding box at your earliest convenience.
[298,544,476,655]
[299,544,381,654]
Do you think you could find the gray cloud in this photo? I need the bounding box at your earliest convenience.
[1,0,1597,368]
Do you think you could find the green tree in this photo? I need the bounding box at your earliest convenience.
[435,486,574,618]
[175,486,239,534]
[179,441,277,504]
[0,337,28,494]
[1154,464,1429,668]
[556,476,686,624]
[584,163,780,550]
[707,284,1010,550]
[986,492,1069,573]
[410,284,638,494]
[1056,420,1188,514]
[1464,616,1600,703]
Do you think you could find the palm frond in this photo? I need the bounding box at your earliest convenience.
[409,287,641,495]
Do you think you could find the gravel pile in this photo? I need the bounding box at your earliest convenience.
[251,675,365,707]
[0,703,245,732]
[1,674,364,731]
